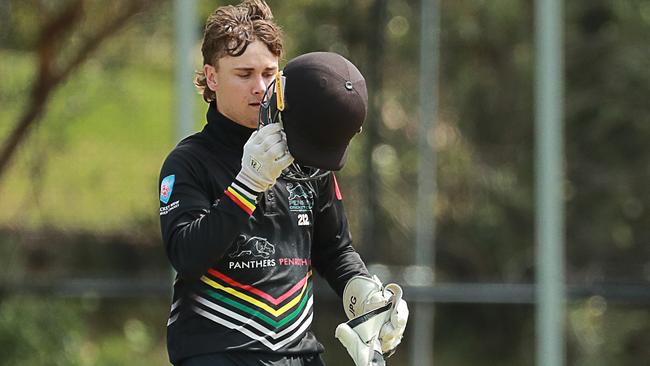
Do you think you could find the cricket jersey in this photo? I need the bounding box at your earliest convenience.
[158,102,368,364]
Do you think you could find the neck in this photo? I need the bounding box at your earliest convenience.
[204,102,256,151]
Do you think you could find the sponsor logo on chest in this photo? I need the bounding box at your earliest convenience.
[286,182,314,212]
[227,235,311,270]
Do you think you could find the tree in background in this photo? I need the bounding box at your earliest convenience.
[0,0,156,184]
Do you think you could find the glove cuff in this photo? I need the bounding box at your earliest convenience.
[342,275,385,320]
[223,178,261,215]
[235,170,271,193]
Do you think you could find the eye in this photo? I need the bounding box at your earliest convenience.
[237,73,251,79]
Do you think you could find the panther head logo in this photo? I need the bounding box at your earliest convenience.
[286,183,314,201]
[228,235,276,259]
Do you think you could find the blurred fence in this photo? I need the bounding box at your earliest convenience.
[3,273,650,304]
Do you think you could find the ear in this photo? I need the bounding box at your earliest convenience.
[204,64,218,92]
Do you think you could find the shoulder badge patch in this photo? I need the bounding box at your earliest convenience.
[160,175,176,204]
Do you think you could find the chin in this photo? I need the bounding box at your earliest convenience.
[245,116,259,128]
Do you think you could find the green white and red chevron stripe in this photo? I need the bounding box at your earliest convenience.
[191,268,314,350]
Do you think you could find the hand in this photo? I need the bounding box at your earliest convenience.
[341,276,409,355]
[236,123,294,192]
[335,314,387,366]
[378,283,408,355]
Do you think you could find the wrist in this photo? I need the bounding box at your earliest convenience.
[235,170,270,193]
[342,275,384,320]
[223,177,261,215]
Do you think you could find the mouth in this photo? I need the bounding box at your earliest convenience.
[248,102,261,107]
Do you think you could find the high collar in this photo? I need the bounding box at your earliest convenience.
[204,102,256,151]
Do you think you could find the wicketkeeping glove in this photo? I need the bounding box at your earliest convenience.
[335,305,390,366]
[336,275,409,365]
[236,123,294,193]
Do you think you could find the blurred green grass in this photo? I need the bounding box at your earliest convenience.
[0,296,170,366]
[0,46,207,234]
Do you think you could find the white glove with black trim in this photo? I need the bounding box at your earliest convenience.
[236,123,294,193]
[335,306,389,366]
[336,275,409,365]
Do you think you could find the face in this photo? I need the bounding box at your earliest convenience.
[204,40,279,128]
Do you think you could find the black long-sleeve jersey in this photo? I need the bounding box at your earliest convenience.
[158,102,369,364]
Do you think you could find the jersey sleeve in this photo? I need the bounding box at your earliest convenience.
[158,150,258,280]
[311,173,369,297]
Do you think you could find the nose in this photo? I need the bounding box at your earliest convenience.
[252,75,267,96]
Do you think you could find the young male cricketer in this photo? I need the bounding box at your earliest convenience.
[158,1,408,365]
